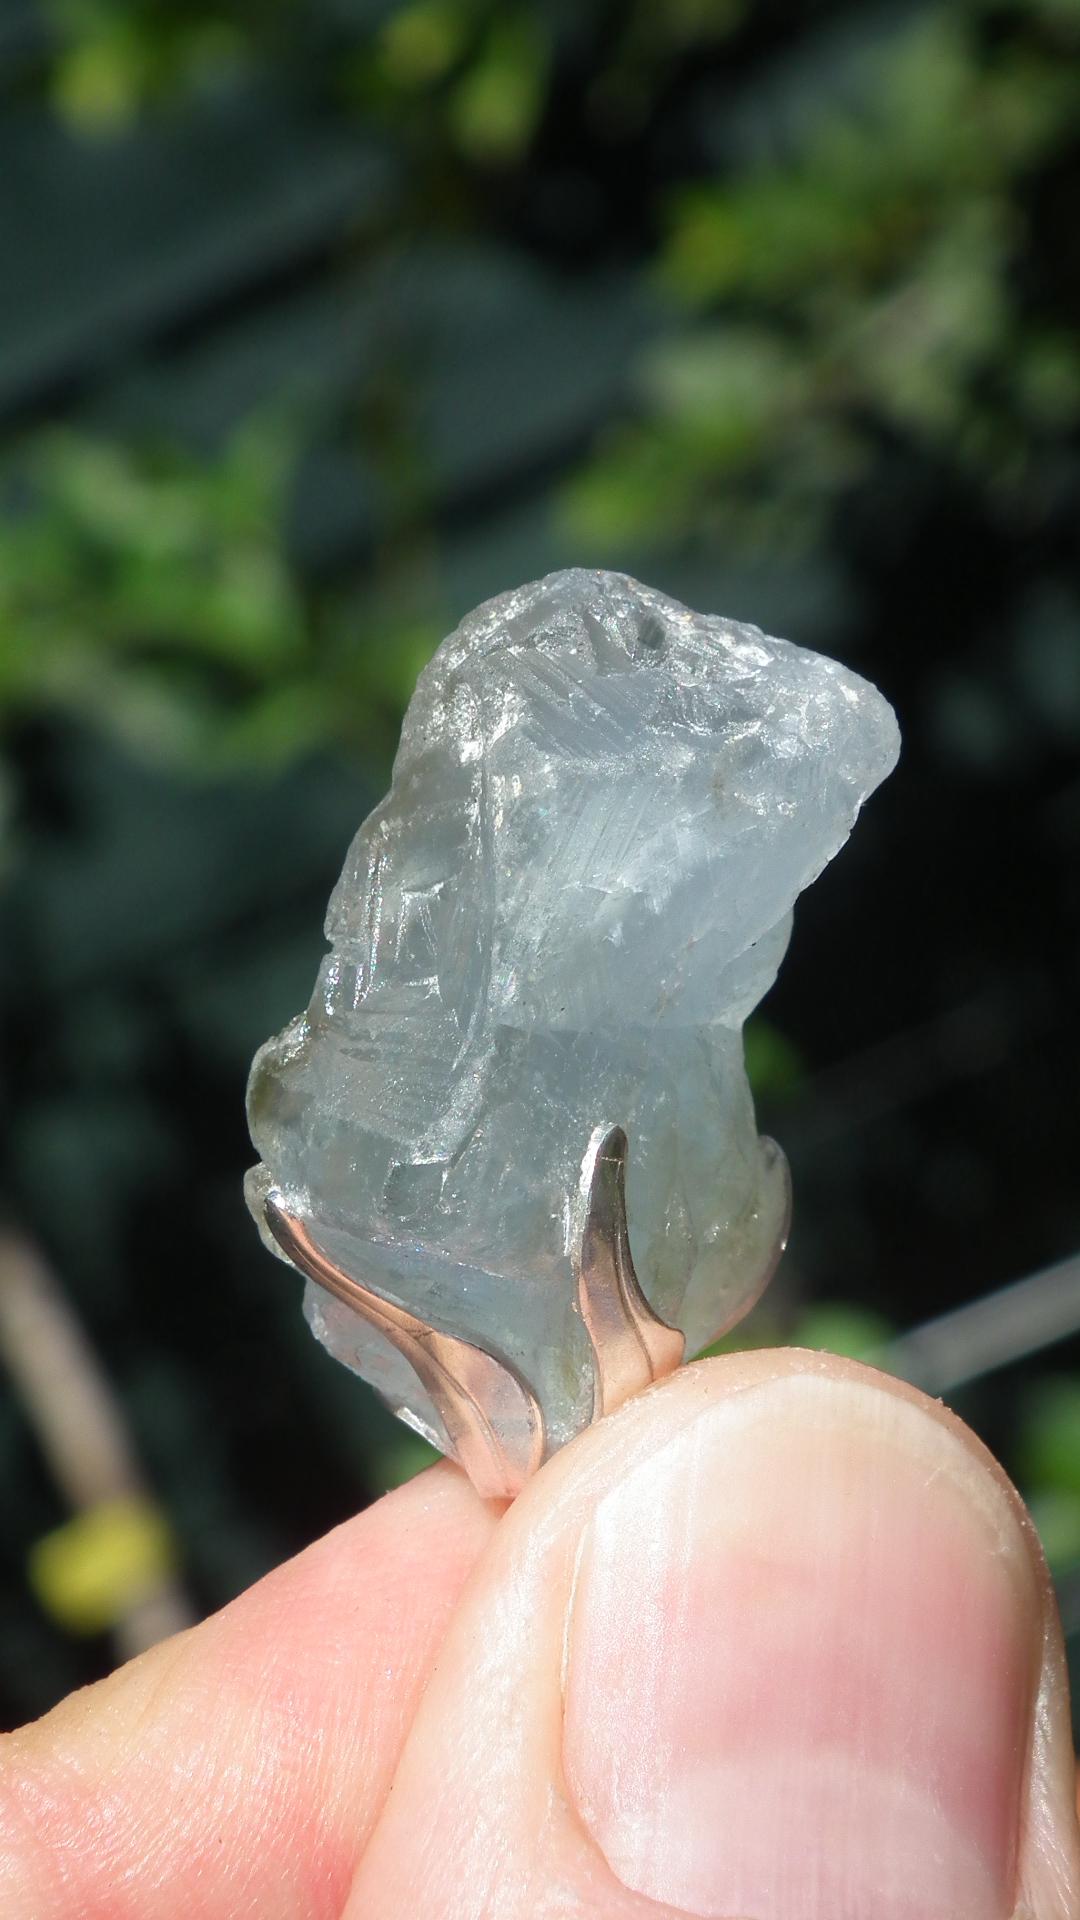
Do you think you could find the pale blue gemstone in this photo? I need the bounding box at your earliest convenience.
[246,570,899,1454]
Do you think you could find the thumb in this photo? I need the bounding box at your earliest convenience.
[348,1350,1080,1920]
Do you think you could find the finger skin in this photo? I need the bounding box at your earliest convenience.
[2,1354,1077,1920]
[0,1463,498,1920]
[345,1351,1080,1920]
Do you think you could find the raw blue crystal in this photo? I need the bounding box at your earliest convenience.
[246,570,899,1454]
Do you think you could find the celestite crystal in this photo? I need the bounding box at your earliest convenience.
[246,570,898,1458]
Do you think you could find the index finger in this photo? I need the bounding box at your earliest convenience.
[0,1461,497,1920]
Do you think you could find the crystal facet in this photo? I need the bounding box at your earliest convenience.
[246,569,899,1460]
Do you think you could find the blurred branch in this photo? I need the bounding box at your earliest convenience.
[0,1226,195,1657]
[880,1251,1080,1398]
[788,981,1051,1147]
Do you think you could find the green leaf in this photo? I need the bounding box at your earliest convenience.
[449,12,548,162]
[791,1303,894,1361]
[743,1019,805,1100]
[1020,1379,1080,1496]
[1026,1489,1080,1574]
[373,1430,442,1490]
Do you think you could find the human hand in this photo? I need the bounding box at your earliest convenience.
[2,1349,1078,1919]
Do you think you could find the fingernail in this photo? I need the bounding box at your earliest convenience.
[563,1374,1040,1920]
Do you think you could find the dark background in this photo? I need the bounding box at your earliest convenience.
[0,0,1079,1731]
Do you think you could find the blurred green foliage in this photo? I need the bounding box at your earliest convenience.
[0,0,1078,1724]
[568,4,1080,549]
[0,422,433,768]
[1020,1378,1080,1573]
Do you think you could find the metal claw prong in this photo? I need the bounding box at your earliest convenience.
[575,1125,686,1419]
[263,1122,685,1501]
[263,1195,545,1501]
